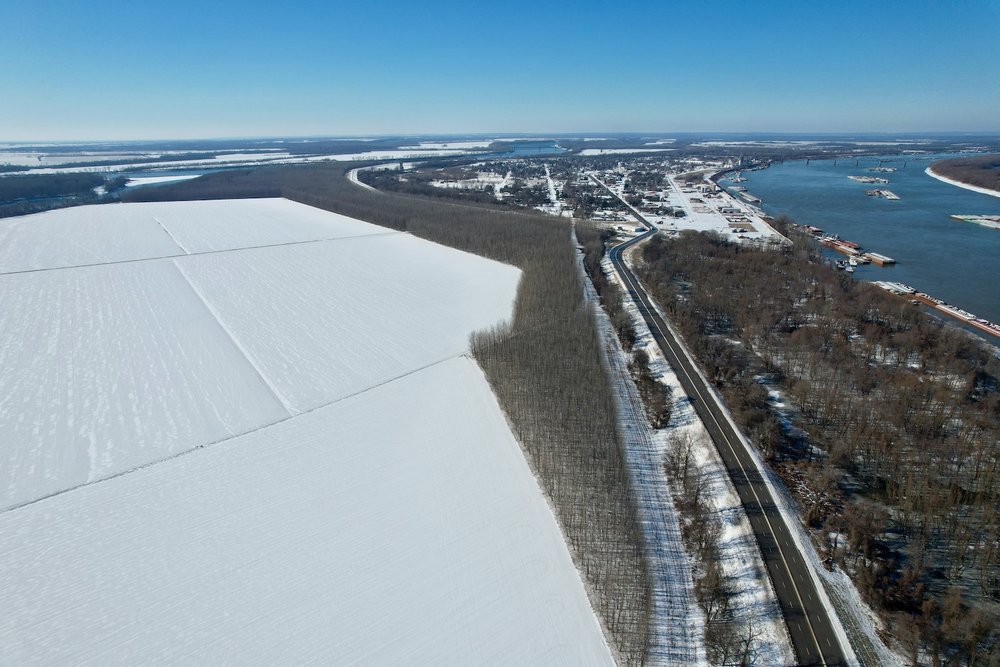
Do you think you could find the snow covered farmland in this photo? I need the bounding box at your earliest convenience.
[0,199,613,663]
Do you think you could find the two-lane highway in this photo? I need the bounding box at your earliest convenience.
[603,206,850,665]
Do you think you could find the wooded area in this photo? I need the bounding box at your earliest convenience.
[0,173,115,217]
[125,164,653,664]
[931,154,1000,194]
[633,226,999,665]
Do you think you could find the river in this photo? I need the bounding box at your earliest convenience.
[722,154,1000,325]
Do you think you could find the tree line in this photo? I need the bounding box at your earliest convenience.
[0,173,127,218]
[931,154,1000,193]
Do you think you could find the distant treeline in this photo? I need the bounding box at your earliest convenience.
[362,166,503,206]
[125,163,654,665]
[0,173,129,218]
[0,173,105,201]
[3,137,414,156]
[931,154,1000,193]
[635,226,999,665]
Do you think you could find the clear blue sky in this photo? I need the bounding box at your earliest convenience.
[2,0,998,140]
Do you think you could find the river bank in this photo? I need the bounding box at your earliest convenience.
[925,165,1000,199]
[720,153,1000,327]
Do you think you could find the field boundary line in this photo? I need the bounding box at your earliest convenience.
[0,231,403,277]
[0,355,464,514]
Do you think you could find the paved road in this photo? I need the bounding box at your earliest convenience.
[607,218,849,666]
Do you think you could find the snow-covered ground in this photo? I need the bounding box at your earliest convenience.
[0,199,519,508]
[175,233,520,413]
[126,198,390,253]
[430,170,508,194]
[0,198,388,272]
[535,163,572,217]
[0,152,163,167]
[0,148,289,168]
[124,174,201,187]
[0,198,614,663]
[0,147,484,176]
[579,148,676,156]
[0,204,180,273]
[0,152,295,175]
[398,140,493,150]
[0,259,289,506]
[294,148,475,163]
[0,357,612,665]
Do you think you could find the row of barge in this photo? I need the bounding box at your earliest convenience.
[795,226,997,341]
[797,226,897,265]
[873,282,1000,340]
[847,175,889,184]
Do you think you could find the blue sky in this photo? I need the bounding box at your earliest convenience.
[1,0,998,140]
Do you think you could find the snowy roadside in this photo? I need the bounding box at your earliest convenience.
[601,250,796,666]
[347,166,378,192]
[580,246,705,666]
[621,245,896,667]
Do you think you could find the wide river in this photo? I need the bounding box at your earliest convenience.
[723,154,1000,325]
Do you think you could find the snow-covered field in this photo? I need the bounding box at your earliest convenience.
[579,147,676,156]
[0,198,613,663]
[175,233,520,412]
[0,198,387,271]
[0,357,612,664]
[0,259,289,505]
[0,152,161,167]
[123,198,389,253]
[0,209,177,273]
[398,140,493,150]
[0,147,484,176]
[124,174,201,187]
[0,199,519,507]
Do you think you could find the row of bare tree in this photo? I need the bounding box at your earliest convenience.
[580,220,765,664]
[665,433,765,666]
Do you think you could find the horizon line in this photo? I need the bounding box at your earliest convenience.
[4,130,1000,145]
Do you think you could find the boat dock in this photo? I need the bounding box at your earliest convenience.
[813,233,895,265]
[872,282,1000,340]
[863,252,896,266]
[951,214,1000,231]
[865,189,900,200]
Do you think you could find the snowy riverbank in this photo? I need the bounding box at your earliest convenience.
[925,165,1000,199]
